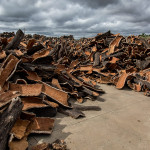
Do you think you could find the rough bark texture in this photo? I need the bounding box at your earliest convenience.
[139,37,150,49]
[0,97,23,150]
[5,29,24,50]
[93,52,101,66]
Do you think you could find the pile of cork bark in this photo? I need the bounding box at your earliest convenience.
[0,29,149,150]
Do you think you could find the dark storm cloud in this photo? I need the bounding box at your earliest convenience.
[70,0,120,8]
[0,0,38,18]
[0,0,150,38]
[0,16,28,22]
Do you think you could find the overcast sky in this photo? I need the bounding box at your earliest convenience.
[0,0,150,38]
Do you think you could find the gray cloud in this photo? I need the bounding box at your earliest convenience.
[70,0,120,8]
[0,0,38,18]
[0,0,150,38]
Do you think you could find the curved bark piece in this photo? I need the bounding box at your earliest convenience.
[27,39,36,50]
[116,72,129,89]
[27,44,44,55]
[26,71,42,81]
[5,29,24,50]
[32,51,52,64]
[93,52,101,67]
[9,136,28,150]
[21,97,46,111]
[52,78,62,90]
[31,117,55,134]
[32,49,50,61]
[0,91,20,109]
[108,36,122,55]
[0,54,20,90]
[10,119,30,139]
[9,83,43,96]
[41,82,69,107]
[43,100,59,108]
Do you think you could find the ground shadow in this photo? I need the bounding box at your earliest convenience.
[28,88,106,149]
[28,115,71,149]
[122,85,133,91]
